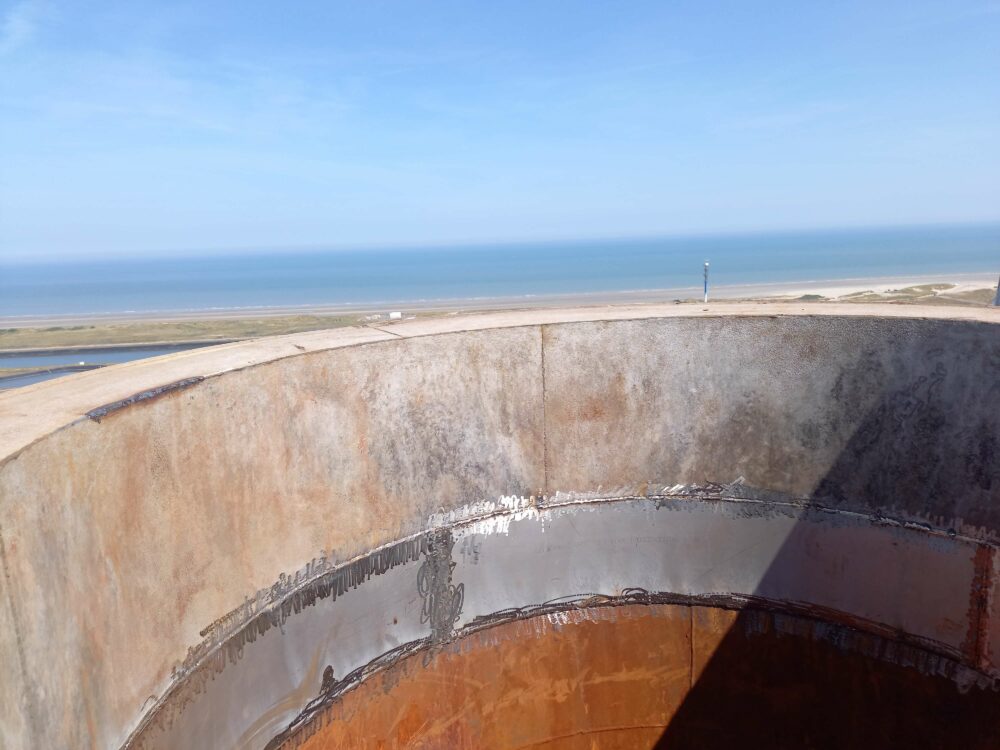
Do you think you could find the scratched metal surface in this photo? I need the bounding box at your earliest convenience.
[452,498,976,653]
[131,495,984,750]
[135,541,428,750]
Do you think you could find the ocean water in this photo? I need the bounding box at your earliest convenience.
[0,343,221,369]
[1,224,998,317]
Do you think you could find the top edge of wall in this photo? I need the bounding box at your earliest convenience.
[0,303,996,466]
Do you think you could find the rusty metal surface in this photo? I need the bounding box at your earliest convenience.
[279,604,1000,750]
[0,309,997,748]
[291,605,691,750]
[126,493,996,749]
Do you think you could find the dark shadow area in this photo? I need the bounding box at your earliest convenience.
[657,320,1000,749]
[655,609,1000,749]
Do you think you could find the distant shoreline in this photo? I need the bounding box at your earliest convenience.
[0,273,995,389]
[2,271,996,328]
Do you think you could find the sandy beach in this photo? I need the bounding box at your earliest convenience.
[2,271,997,330]
[0,273,997,390]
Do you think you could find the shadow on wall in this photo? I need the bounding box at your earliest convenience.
[656,325,1000,749]
[654,608,1000,749]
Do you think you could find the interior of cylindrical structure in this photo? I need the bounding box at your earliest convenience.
[0,306,997,749]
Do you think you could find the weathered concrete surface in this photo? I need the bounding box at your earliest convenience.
[543,316,1000,528]
[0,326,544,748]
[0,304,997,748]
[0,534,33,749]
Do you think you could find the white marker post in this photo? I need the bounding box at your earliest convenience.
[703,261,710,303]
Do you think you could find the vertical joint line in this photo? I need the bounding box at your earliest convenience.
[0,519,39,743]
[539,324,549,496]
[966,543,993,670]
[688,605,695,690]
[975,545,994,669]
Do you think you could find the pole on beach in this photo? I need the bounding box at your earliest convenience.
[703,261,710,303]
[994,275,1000,306]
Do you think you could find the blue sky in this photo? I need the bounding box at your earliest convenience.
[1,1,999,259]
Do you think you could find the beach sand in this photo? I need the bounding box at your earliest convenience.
[1,272,996,352]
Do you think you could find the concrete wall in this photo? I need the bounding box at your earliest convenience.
[0,304,997,748]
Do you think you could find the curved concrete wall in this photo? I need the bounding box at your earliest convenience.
[0,304,997,748]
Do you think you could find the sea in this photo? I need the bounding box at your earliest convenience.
[1,223,998,318]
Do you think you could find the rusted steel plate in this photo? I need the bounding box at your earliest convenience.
[287,604,1000,750]
[984,547,1000,673]
[291,605,691,750]
[130,494,991,750]
[668,605,1000,749]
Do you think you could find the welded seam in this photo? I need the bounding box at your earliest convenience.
[966,544,995,669]
[419,529,464,644]
[368,325,406,338]
[175,488,1000,687]
[649,483,1000,551]
[123,488,1000,750]
[86,376,205,422]
[688,605,695,691]
[266,598,1000,750]
[262,638,432,750]
[0,517,40,744]
[459,587,970,665]
[509,723,675,747]
[119,533,429,750]
[0,332,403,471]
[981,550,996,670]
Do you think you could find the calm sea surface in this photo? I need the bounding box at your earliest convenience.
[1,224,998,317]
[0,343,221,369]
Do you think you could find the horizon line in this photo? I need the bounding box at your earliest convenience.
[4,217,1000,265]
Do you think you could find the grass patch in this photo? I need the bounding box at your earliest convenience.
[0,314,379,350]
[839,283,996,306]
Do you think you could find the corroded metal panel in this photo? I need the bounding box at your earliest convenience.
[984,547,1000,674]
[671,605,1000,749]
[292,606,692,750]
[284,604,1000,750]
[129,493,993,749]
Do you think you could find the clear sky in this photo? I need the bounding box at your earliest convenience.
[1,1,999,259]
